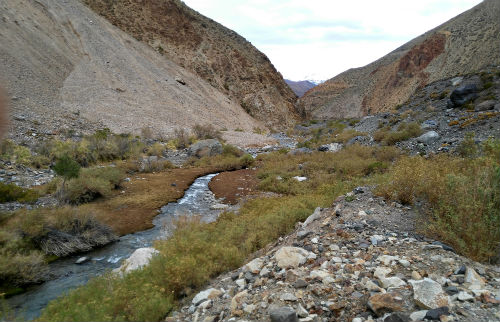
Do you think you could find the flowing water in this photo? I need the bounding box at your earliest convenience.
[7,173,221,320]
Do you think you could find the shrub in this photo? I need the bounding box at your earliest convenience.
[222,144,243,157]
[0,183,38,203]
[376,152,500,262]
[146,143,165,157]
[192,124,221,140]
[140,159,175,173]
[373,122,422,145]
[333,129,366,144]
[0,140,34,166]
[456,132,478,158]
[64,167,124,204]
[172,128,191,149]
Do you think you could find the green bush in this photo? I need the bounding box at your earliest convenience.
[64,167,125,204]
[0,183,38,203]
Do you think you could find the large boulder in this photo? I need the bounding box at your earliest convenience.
[416,131,440,144]
[410,278,449,309]
[448,84,478,108]
[269,306,298,322]
[188,139,223,158]
[113,247,159,274]
[275,247,310,269]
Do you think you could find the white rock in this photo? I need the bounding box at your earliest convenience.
[297,303,309,318]
[310,270,332,281]
[409,278,450,309]
[311,237,319,244]
[365,280,384,292]
[244,258,264,274]
[113,247,159,274]
[465,267,485,290]
[243,304,256,313]
[275,247,310,268]
[329,244,340,251]
[198,300,212,310]
[331,257,342,264]
[260,267,271,277]
[398,259,411,268]
[280,293,298,301]
[377,255,399,266]
[75,256,89,264]
[235,279,246,289]
[374,267,392,280]
[358,210,367,216]
[457,291,474,301]
[381,276,407,289]
[293,176,308,182]
[192,288,222,306]
[410,310,428,321]
[302,207,321,228]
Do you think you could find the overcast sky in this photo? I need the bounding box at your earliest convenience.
[183,0,482,81]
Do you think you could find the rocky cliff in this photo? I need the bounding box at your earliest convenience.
[82,0,301,128]
[0,0,265,141]
[299,0,500,119]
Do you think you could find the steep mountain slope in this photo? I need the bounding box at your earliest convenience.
[0,0,262,140]
[299,0,500,119]
[285,80,316,97]
[82,0,301,128]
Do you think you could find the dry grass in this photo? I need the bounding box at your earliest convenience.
[0,207,116,287]
[376,144,500,262]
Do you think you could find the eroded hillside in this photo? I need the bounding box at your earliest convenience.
[82,0,301,128]
[299,0,500,119]
[0,0,262,142]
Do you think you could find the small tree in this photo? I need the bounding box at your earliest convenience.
[53,155,80,199]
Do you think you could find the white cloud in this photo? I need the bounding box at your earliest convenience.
[183,0,483,81]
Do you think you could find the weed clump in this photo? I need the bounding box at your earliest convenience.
[193,124,221,140]
[374,122,422,145]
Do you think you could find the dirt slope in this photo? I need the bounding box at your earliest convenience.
[82,0,301,128]
[299,0,500,119]
[0,0,262,140]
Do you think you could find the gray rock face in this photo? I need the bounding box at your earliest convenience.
[187,139,223,158]
[449,84,479,107]
[269,307,298,322]
[417,131,440,144]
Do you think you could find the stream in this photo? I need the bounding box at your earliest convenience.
[7,173,222,320]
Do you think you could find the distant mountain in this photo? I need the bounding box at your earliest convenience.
[82,0,302,128]
[285,80,317,97]
[0,0,262,139]
[299,0,500,119]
